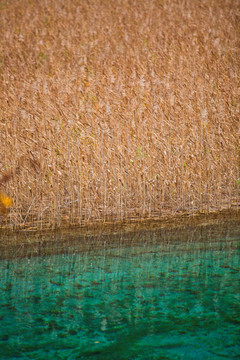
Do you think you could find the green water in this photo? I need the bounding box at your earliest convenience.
[0,227,239,359]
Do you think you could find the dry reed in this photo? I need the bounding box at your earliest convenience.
[0,0,239,229]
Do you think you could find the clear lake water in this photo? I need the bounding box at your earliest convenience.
[0,220,239,359]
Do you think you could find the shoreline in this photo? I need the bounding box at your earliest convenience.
[0,202,239,232]
[0,208,239,260]
[1,206,239,237]
[0,203,239,232]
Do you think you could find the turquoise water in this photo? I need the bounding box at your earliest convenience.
[0,229,239,359]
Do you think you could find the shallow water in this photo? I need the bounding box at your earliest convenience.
[0,224,239,359]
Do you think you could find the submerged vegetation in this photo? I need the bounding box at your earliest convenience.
[0,0,239,230]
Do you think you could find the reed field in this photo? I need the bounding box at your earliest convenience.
[0,0,239,230]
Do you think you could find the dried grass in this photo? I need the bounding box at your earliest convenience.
[0,0,239,229]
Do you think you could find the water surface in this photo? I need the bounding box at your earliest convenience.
[0,221,239,359]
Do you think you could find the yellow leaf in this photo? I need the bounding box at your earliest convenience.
[0,191,13,214]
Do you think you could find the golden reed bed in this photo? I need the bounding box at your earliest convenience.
[0,0,239,230]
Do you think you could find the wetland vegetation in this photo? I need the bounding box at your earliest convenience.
[0,0,239,230]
